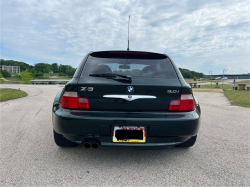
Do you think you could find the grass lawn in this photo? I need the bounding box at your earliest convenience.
[1,76,23,84]
[45,73,59,76]
[198,80,222,83]
[196,84,229,89]
[0,79,6,83]
[237,80,250,85]
[224,89,250,108]
[47,76,69,79]
[0,88,27,102]
[38,73,69,79]
[1,73,70,84]
[193,83,250,108]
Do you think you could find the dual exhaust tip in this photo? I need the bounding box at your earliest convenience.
[84,139,100,149]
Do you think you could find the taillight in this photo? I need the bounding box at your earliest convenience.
[168,94,195,112]
[60,91,90,109]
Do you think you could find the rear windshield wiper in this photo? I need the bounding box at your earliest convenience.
[89,73,132,80]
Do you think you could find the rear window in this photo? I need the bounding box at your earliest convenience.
[81,56,177,79]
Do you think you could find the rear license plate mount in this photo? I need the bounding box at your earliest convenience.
[113,126,146,143]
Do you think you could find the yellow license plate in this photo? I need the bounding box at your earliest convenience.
[113,126,146,143]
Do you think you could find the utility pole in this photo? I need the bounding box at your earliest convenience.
[222,69,226,88]
[44,69,45,79]
[233,77,236,90]
[209,70,212,88]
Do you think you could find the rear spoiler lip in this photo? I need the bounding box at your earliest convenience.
[89,51,167,59]
[89,50,167,56]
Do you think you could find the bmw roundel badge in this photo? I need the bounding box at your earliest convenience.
[127,86,134,93]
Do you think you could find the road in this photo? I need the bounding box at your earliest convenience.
[0,84,249,186]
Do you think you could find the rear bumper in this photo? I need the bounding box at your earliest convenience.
[52,107,200,147]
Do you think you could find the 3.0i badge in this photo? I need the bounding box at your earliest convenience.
[127,86,134,93]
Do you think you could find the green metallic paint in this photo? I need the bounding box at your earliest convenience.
[52,50,201,147]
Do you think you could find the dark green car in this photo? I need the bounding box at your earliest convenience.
[52,51,201,149]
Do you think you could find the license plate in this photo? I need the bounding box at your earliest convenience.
[113,126,146,143]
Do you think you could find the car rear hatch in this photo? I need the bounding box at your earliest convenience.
[77,51,182,112]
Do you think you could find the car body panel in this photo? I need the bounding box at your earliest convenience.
[52,50,201,148]
[77,77,182,112]
[52,107,200,146]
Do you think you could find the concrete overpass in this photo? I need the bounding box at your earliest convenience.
[206,74,250,79]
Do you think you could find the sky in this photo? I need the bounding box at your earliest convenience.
[0,0,250,75]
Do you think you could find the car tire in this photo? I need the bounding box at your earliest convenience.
[177,135,197,147]
[53,130,77,147]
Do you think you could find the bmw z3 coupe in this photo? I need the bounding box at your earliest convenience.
[52,51,201,149]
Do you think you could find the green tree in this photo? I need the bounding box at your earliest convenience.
[0,59,30,71]
[0,74,5,83]
[13,73,21,79]
[67,68,76,77]
[51,63,58,73]
[0,70,11,78]
[193,76,197,81]
[29,68,36,77]
[59,64,66,74]
[20,70,33,84]
[34,63,51,73]
[34,72,44,78]
[179,68,205,79]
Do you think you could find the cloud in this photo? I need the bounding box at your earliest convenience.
[0,0,249,74]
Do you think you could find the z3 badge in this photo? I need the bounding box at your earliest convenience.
[81,87,94,91]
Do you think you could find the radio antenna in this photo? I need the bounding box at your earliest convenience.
[127,15,130,51]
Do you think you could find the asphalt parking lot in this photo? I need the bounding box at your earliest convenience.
[0,84,249,186]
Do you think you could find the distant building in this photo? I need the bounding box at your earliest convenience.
[0,65,20,74]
